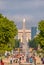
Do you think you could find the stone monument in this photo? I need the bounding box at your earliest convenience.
[22,18,29,62]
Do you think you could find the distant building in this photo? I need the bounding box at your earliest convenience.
[18,19,31,43]
[31,27,37,39]
[18,29,31,42]
[17,19,37,42]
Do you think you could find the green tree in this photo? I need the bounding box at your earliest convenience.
[14,39,20,48]
[38,20,44,50]
[28,38,38,49]
[0,14,18,54]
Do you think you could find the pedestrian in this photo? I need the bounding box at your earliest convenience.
[10,57,13,64]
[41,57,44,64]
[0,59,4,65]
[29,56,33,63]
[42,58,44,64]
[19,57,21,63]
[33,56,36,65]
[26,56,29,62]
[19,57,21,61]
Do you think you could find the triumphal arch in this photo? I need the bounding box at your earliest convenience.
[18,18,31,43]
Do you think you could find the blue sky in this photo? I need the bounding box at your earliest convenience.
[0,0,44,29]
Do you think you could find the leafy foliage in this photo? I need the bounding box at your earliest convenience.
[14,39,20,48]
[0,14,18,54]
[28,38,38,49]
[38,20,44,50]
[28,20,44,51]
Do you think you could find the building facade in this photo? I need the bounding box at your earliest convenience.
[31,27,37,39]
[18,19,31,43]
[18,29,31,42]
[17,19,37,43]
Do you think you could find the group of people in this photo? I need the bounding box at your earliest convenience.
[9,53,36,65]
[0,51,44,65]
[26,55,36,65]
[10,54,23,64]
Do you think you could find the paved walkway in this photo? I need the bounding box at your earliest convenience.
[4,63,19,65]
[4,63,44,65]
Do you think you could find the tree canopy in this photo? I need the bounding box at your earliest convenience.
[28,20,44,50]
[38,20,44,50]
[0,14,18,54]
[14,39,20,48]
[28,38,38,49]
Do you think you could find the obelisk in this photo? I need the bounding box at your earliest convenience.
[22,18,29,62]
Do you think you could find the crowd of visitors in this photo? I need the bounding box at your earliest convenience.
[0,50,44,65]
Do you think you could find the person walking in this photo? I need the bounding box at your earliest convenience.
[0,59,4,65]
[10,57,13,64]
[29,56,33,63]
[33,56,36,65]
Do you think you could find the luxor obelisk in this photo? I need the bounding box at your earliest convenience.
[22,18,29,62]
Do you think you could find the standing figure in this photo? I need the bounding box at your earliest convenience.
[0,59,4,65]
[33,56,36,65]
[10,57,13,64]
